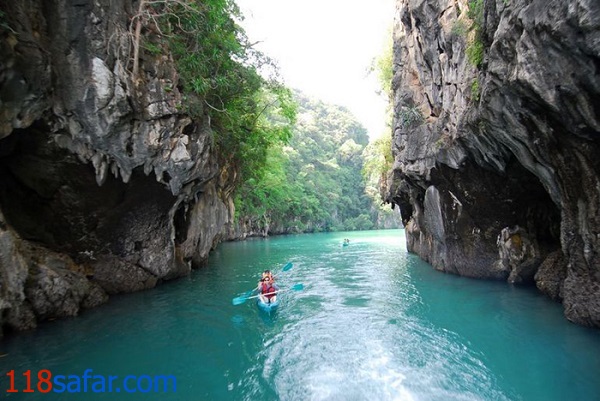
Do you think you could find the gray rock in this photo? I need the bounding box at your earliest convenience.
[0,0,237,335]
[535,251,566,301]
[386,0,600,326]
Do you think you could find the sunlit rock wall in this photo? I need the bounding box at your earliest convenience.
[0,0,236,334]
[386,0,600,327]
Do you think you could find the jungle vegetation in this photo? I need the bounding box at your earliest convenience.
[235,91,401,234]
[136,0,399,234]
[135,0,296,187]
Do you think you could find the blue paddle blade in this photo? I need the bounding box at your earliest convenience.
[291,283,304,291]
[232,296,248,306]
[233,263,292,306]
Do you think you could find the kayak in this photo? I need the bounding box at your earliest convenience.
[257,297,280,313]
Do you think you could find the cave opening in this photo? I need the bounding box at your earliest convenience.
[0,122,176,263]
[431,155,562,278]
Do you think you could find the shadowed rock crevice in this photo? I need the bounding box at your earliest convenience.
[0,0,237,335]
[0,122,184,294]
[397,157,560,282]
[387,0,600,327]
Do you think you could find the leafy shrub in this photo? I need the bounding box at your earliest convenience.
[137,0,296,186]
[451,20,468,37]
[466,0,485,68]
[399,106,424,128]
[471,78,480,101]
[466,39,484,68]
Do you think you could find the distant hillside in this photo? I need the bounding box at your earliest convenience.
[235,90,401,236]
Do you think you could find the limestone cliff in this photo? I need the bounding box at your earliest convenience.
[0,0,237,334]
[386,0,600,327]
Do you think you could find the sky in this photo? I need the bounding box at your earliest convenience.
[235,0,395,140]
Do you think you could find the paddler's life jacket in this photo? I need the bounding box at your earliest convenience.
[260,283,277,299]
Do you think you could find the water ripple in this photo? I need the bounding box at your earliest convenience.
[3,230,599,401]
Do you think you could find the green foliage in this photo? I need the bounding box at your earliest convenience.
[467,0,484,29]
[141,2,400,234]
[142,42,162,55]
[360,25,398,225]
[361,133,398,227]
[147,0,295,185]
[344,214,374,231]
[466,0,485,68]
[451,20,467,37]
[235,91,394,233]
[471,78,480,102]
[362,134,393,184]
[399,106,424,128]
[234,148,294,222]
[466,39,484,68]
[370,29,394,100]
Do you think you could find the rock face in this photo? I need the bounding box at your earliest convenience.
[0,0,236,335]
[386,0,600,327]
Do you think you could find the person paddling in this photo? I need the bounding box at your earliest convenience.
[258,275,279,304]
[262,269,276,282]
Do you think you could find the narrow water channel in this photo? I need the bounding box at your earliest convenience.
[2,230,599,400]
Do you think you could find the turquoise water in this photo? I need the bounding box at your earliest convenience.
[1,229,599,400]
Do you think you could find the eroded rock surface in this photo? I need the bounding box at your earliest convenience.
[386,0,600,327]
[0,0,235,335]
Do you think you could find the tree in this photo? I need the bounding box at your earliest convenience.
[130,0,296,187]
[236,90,391,234]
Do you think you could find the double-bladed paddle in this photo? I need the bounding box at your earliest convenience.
[231,262,294,305]
[232,283,304,305]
